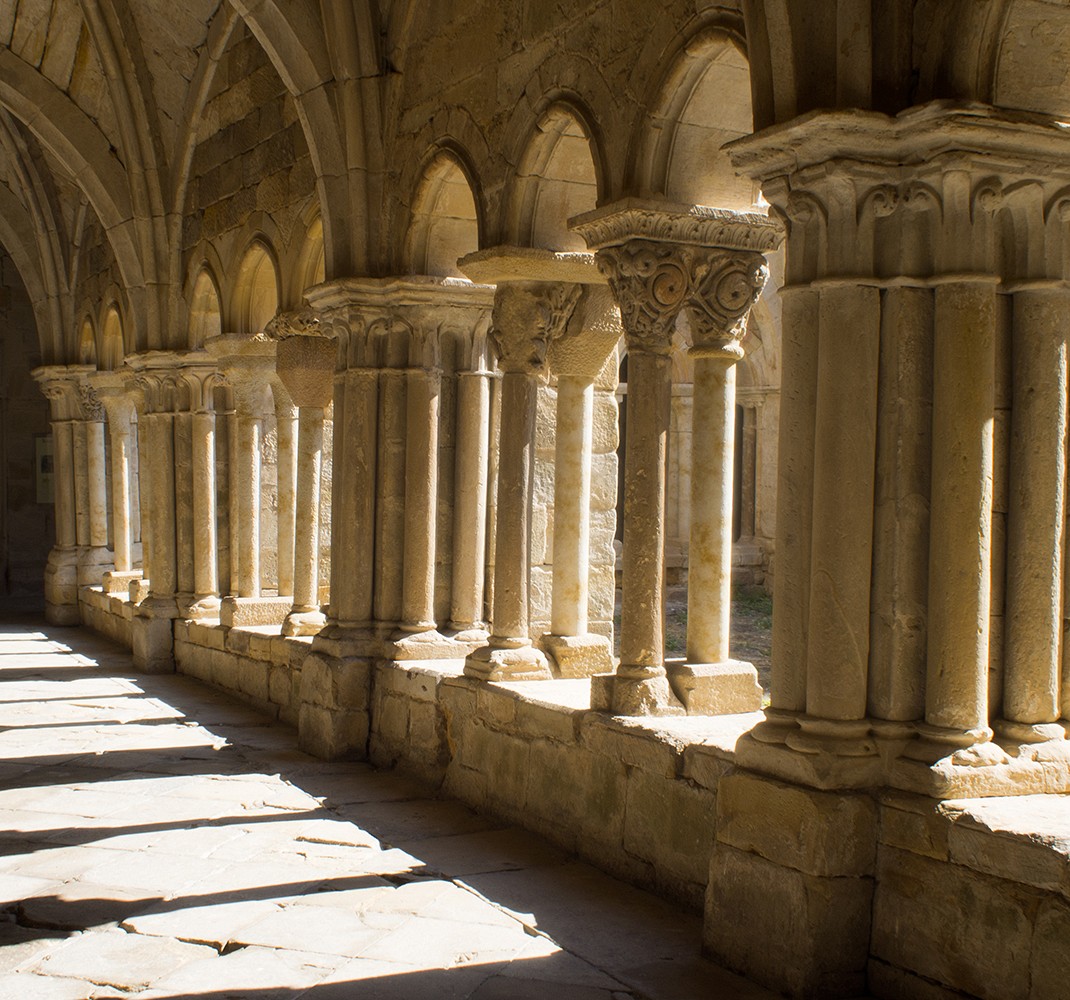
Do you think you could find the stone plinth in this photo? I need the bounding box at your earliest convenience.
[220,595,292,628]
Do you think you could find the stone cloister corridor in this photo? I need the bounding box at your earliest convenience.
[6,1,1070,997]
[0,618,777,999]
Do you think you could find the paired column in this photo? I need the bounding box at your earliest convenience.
[74,380,112,586]
[543,285,621,676]
[276,334,335,637]
[187,368,223,618]
[572,203,780,715]
[461,249,583,681]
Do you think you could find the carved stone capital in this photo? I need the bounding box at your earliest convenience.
[32,365,97,421]
[594,241,689,354]
[276,335,336,408]
[264,307,323,340]
[491,281,583,374]
[549,285,623,379]
[686,249,769,354]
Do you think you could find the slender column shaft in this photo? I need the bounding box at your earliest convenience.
[137,414,153,582]
[484,373,502,621]
[450,371,491,629]
[173,412,195,598]
[769,287,819,715]
[147,412,177,597]
[925,280,997,738]
[72,421,90,546]
[53,421,77,549]
[401,368,440,631]
[338,369,379,625]
[686,354,735,665]
[551,375,594,636]
[868,285,933,722]
[326,376,347,623]
[108,417,133,573]
[86,421,108,548]
[227,406,240,594]
[292,406,325,610]
[276,398,297,598]
[740,405,757,540]
[489,371,538,642]
[374,370,406,626]
[235,414,261,598]
[129,418,141,547]
[1002,287,1070,735]
[192,410,218,599]
[804,285,880,723]
[618,350,672,674]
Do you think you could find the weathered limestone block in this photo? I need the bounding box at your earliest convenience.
[705,841,872,999]
[542,633,613,677]
[297,653,371,760]
[871,846,1037,1000]
[220,595,291,627]
[715,772,877,878]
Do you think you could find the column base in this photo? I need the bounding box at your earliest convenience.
[186,595,221,621]
[392,628,471,661]
[448,622,489,644]
[464,641,553,681]
[219,595,291,628]
[542,633,614,677]
[994,718,1068,744]
[282,607,326,637]
[76,546,113,586]
[44,547,80,625]
[786,716,878,757]
[102,570,142,596]
[590,671,685,716]
[666,658,763,715]
[298,652,371,760]
[129,578,151,605]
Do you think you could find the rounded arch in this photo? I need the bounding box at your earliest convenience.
[231,239,280,335]
[188,267,223,349]
[633,26,756,209]
[99,304,125,371]
[78,315,98,367]
[405,147,481,277]
[505,100,603,251]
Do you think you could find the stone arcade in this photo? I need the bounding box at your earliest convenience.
[2,2,1070,997]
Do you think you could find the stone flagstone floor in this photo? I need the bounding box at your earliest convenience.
[0,618,779,1000]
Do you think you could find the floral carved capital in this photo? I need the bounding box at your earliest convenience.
[686,250,768,352]
[595,241,689,355]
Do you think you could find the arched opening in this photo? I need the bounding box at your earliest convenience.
[511,105,600,250]
[406,153,479,277]
[100,307,124,371]
[642,32,757,209]
[78,318,97,367]
[233,241,280,334]
[188,269,222,349]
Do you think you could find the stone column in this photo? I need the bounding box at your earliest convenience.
[542,285,621,676]
[460,249,584,681]
[93,371,142,596]
[184,367,222,619]
[33,367,91,625]
[208,335,291,628]
[75,380,113,586]
[995,284,1070,743]
[572,202,782,715]
[274,382,298,599]
[276,334,335,637]
[449,345,493,638]
[126,360,182,673]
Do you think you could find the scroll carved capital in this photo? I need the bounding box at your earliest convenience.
[595,241,688,355]
[686,249,768,352]
[78,381,105,422]
[491,281,583,374]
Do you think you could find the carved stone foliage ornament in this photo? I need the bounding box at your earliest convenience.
[595,241,689,354]
[491,281,583,374]
[686,250,768,352]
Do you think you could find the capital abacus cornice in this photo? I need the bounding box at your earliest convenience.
[726,101,1070,183]
[457,246,606,286]
[569,199,784,254]
[304,275,495,315]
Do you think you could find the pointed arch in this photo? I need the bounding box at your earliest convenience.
[505,100,603,251]
[232,239,280,335]
[405,147,481,277]
[100,304,125,370]
[188,268,223,350]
